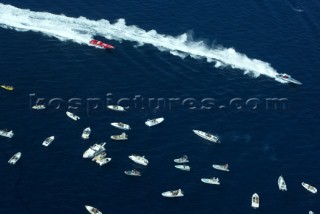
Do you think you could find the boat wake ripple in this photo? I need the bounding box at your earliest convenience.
[0,3,280,81]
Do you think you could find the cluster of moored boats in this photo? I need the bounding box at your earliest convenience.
[251,176,317,210]
[1,102,315,213]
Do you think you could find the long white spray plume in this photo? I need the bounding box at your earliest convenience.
[0,3,280,80]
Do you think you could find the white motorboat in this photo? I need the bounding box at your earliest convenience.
[92,152,111,166]
[66,111,80,121]
[92,152,107,161]
[174,155,189,163]
[201,177,220,185]
[162,189,184,198]
[8,152,21,165]
[82,127,91,140]
[278,175,287,191]
[107,105,125,112]
[128,155,149,166]
[83,143,106,158]
[96,157,111,166]
[212,164,229,172]
[193,130,220,143]
[110,122,131,130]
[124,169,141,176]
[302,182,317,194]
[42,136,55,147]
[0,129,14,138]
[111,132,128,140]
[145,117,164,127]
[32,104,46,110]
[85,205,102,214]
[275,73,302,85]
[309,211,315,214]
[175,164,191,171]
[251,193,259,209]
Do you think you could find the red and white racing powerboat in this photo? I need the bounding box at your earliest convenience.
[89,39,114,49]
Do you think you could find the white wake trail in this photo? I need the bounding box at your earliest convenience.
[0,3,279,79]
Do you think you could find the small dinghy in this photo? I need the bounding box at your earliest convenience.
[107,105,125,112]
[42,136,55,147]
[302,182,317,194]
[193,130,220,143]
[251,193,259,209]
[82,127,91,140]
[145,117,164,127]
[201,177,220,185]
[162,189,184,198]
[174,155,189,163]
[124,169,141,176]
[85,205,102,214]
[0,129,14,138]
[66,111,80,121]
[8,152,21,165]
[129,155,149,166]
[278,175,287,191]
[111,132,128,140]
[175,164,191,171]
[32,104,46,110]
[110,122,131,130]
[212,164,229,172]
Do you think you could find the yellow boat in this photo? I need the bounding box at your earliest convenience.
[1,85,14,91]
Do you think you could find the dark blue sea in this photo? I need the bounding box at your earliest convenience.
[0,0,319,213]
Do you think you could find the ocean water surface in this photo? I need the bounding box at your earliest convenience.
[0,0,319,213]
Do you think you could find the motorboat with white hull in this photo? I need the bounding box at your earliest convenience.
[0,129,14,138]
[193,130,220,143]
[42,136,55,147]
[201,177,220,185]
[83,143,106,158]
[175,164,191,171]
[302,182,317,194]
[212,164,229,172]
[275,73,302,85]
[107,105,125,112]
[92,152,111,166]
[66,111,80,121]
[278,175,287,191]
[111,132,128,140]
[174,155,189,163]
[110,122,131,130]
[82,127,91,140]
[85,205,102,214]
[162,189,184,198]
[145,118,164,127]
[124,169,141,176]
[32,105,46,110]
[8,152,21,165]
[251,193,259,209]
[129,155,149,166]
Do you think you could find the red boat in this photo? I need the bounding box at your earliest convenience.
[89,39,114,49]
